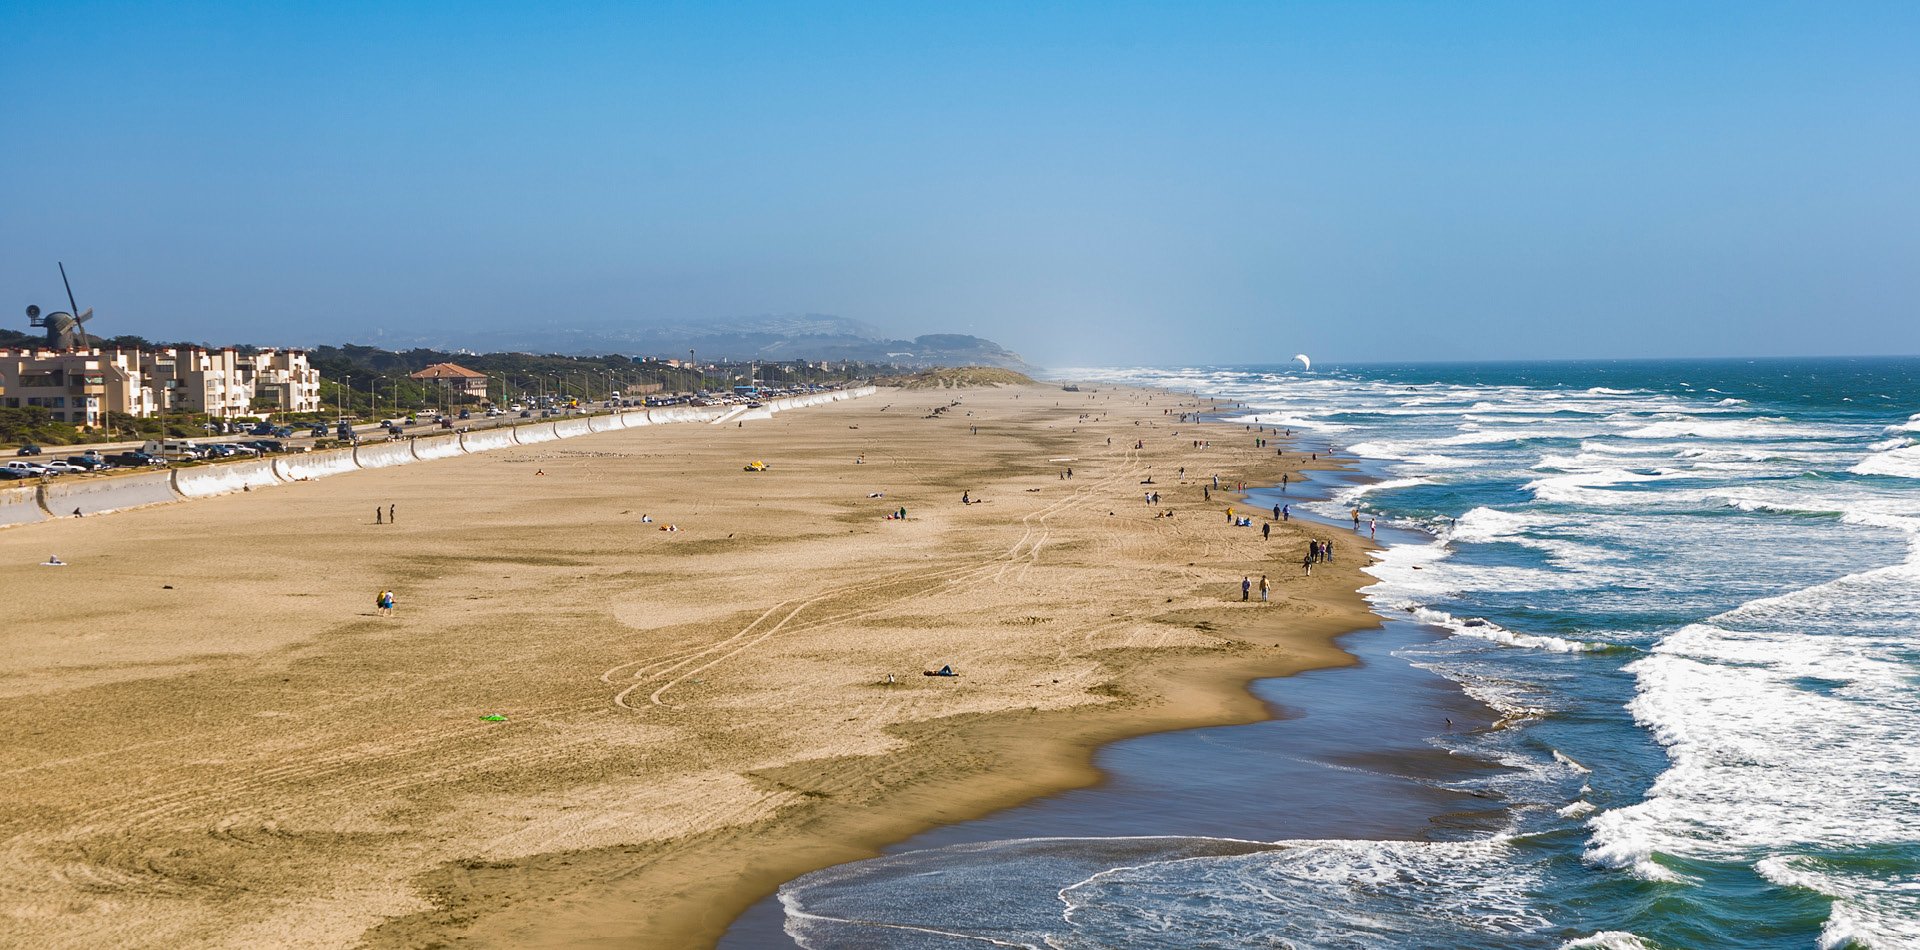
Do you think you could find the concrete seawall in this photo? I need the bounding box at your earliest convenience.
[173,459,285,498]
[354,441,417,469]
[276,447,360,482]
[1,484,47,527]
[514,423,560,444]
[411,434,465,461]
[3,387,877,530]
[460,429,517,453]
[43,470,182,516]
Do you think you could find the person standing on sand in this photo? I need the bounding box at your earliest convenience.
[390,504,396,524]
[1302,553,1313,576]
[1242,576,1251,601]
[1260,575,1270,602]
[1273,503,1281,520]
[375,507,382,525]
[1370,518,1377,539]
[1262,522,1270,540]
[376,590,395,615]
[1283,505,1290,521]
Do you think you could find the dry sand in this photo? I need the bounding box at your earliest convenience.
[0,384,1380,948]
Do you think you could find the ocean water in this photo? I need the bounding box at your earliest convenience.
[754,358,1920,949]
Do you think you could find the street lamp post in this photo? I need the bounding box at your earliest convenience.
[341,374,351,421]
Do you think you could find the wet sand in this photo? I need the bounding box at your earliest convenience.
[722,618,1506,945]
[0,384,1376,948]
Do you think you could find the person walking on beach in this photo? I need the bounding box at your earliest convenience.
[1273,503,1281,520]
[1302,552,1313,576]
[375,507,382,525]
[1260,575,1270,602]
[1262,522,1271,540]
[376,590,395,615]
[1370,518,1377,539]
[389,504,396,524]
[1352,508,1361,529]
[1283,504,1290,521]
[1242,576,1251,601]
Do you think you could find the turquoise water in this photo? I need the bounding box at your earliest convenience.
[749,358,1920,949]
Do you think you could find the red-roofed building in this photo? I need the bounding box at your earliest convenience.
[409,362,490,400]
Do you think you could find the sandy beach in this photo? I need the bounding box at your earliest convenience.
[0,383,1378,948]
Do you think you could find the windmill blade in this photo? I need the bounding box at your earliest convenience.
[59,262,79,315]
[75,308,93,324]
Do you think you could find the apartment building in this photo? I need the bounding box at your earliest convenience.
[0,348,155,426]
[0,345,320,426]
[241,348,323,412]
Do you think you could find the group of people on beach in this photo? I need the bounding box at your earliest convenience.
[1302,538,1337,575]
[1241,574,1271,601]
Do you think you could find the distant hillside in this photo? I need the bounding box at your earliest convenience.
[875,366,1037,389]
[413,315,1034,370]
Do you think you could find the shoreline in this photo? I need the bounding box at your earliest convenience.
[1,381,1381,949]
[720,462,1504,946]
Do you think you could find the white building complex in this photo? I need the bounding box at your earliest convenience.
[0,346,322,426]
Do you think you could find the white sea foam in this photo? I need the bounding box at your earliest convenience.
[1620,417,1835,440]
[1522,468,1684,505]
[1852,442,1920,478]
[1560,932,1656,950]
[1587,550,1920,939]
[780,835,1555,949]
[1406,606,1607,653]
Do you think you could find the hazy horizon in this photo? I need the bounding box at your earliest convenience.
[4,2,1916,366]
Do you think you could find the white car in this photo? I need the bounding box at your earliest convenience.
[40,461,84,474]
[4,460,49,475]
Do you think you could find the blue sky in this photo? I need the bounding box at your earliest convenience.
[2,1,1915,365]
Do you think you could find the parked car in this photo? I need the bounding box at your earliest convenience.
[457,409,471,419]
[66,455,111,471]
[4,460,49,475]
[108,451,165,467]
[41,461,83,474]
[519,409,532,418]
[244,440,285,453]
[311,424,330,438]
[219,443,261,457]
[16,444,43,456]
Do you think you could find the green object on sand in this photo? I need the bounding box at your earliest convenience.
[480,714,508,721]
